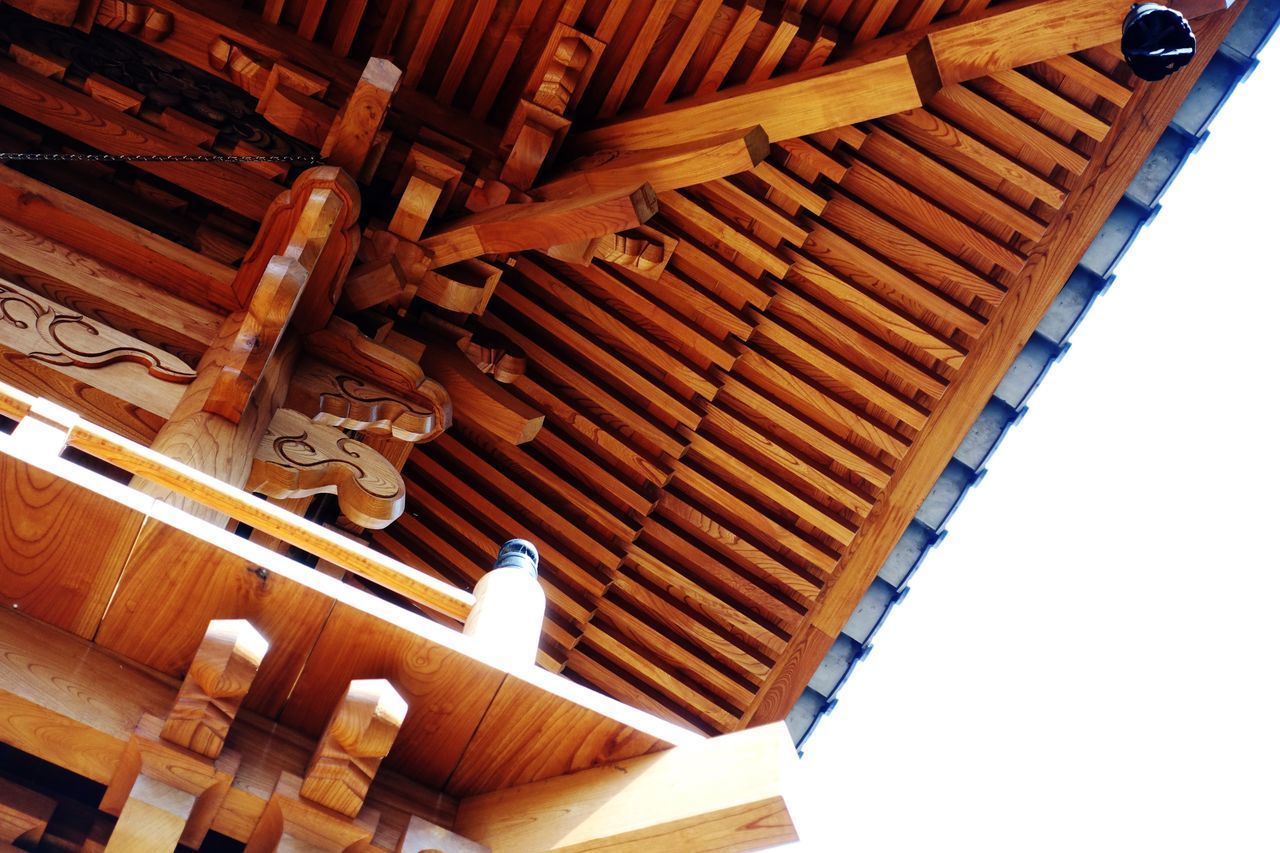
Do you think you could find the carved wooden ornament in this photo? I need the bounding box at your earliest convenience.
[0,280,195,382]
[247,408,405,529]
[287,358,441,442]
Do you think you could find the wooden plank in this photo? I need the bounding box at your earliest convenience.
[746,10,800,83]
[598,0,678,116]
[987,69,1111,141]
[436,0,498,104]
[741,0,1246,728]
[658,191,789,279]
[0,60,277,219]
[644,0,721,107]
[928,0,1131,87]
[454,723,798,852]
[692,0,763,94]
[930,84,1089,176]
[0,424,149,639]
[1041,55,1132,108]
[574,51,923,151]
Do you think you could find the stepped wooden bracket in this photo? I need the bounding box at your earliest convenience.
[245,771,379,852]
[247,407,407,529]
[300,679,408,817]
[208,36,272,98]
[322,57,402,179]
[526,23,603,115]
[547,224,677,279]
[390,145,465,240]
[94,0,173,40]
[101,620,266,850]
[417,258,503,315]
[160,619,270,759]
[255,59,335,148]
[0,778,56,846]
[234,165,362,329]
[202,256,308,423]
[287,357,443,442]
[458,331,525,384]
[499,100,572,191]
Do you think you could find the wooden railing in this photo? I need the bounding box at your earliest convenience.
[0,378,474,624]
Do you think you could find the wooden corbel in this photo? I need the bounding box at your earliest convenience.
[100,620,268,851]
[322,57,402,179]
[94,0,172,40]
[247,407,407,529]
[245,679,406,851]
[389,144,464,241]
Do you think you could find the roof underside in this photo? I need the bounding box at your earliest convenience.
[0,0,1258,740]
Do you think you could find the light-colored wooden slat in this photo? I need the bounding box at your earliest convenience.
[666,230,773,310]
[746,11,800,83]
[987,69,1111,141]
[717,375,892,489]
[625,541,790,656]
[644,0,721,107]
[804,221,988,337]
[734,348,910,459]
[931,84,1089,175]
[905,0,947,30]
[861,128,1048,239]
[691,179,809,246]
[693,0,764,93]
[854,0,897,43]
[881,109,1067,207]
[1042,55,1132,107]
[483,310,686,458]
[751,161,827,215]
[659,191,790,279]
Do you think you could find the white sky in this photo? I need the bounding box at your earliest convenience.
[786,39,1280,852]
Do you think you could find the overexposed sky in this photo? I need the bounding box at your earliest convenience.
[789,38,1280,852]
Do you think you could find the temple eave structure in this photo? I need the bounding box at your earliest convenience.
[0,0,1246,847]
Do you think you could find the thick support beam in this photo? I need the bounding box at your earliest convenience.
[322,57,402,177]
[417,185,658,269]
[160,619,270,758]
[453,723,798,852]
[535,127,768,199]
[570,0,1195,153]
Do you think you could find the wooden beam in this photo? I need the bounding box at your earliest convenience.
[160,619,269,758]
[534,127,769,199]
[0,166,237,313]
[419,185,658,268]
[322,57,402,177]
[422,340,544,445]
[0,58,277,219]
[740,0,1246,728]
[453,723,798,852]
[570,0,1186,153]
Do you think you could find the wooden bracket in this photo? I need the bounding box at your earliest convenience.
[0,777,56,846]
[160,619,269,758]
[322,57,402,179]
[245,771,379,852]
[247,407,407,529]
[299,679,408,818]
[287,357,444,442]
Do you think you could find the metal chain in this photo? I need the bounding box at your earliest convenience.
[0,152,322,164]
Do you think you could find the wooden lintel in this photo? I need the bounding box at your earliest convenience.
[453,723,798,852]
[536,127,768,199]
[419,185,658,269]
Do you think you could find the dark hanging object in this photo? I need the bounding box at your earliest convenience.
[1121,3,1197,82]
